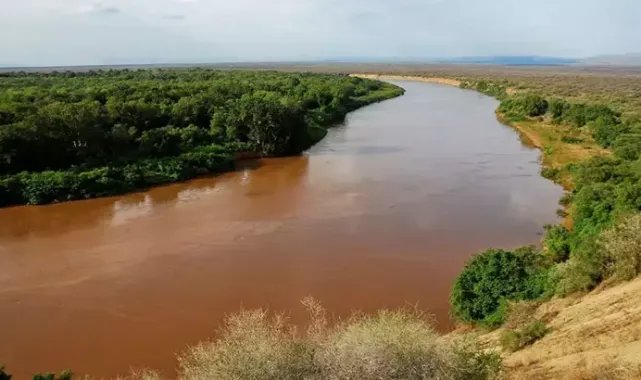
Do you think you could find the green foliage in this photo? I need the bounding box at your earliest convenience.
[560,135,583,144]
[32,370,72,380]
[548,98,570,123]
[613,132,641,160]
[461,80,507,99]
[0,145,234,206]
[540,167,561,181]
[0,70,402,206]
[552,239,604,296]
[450,247,551,328]
[499,320,548,352]
[498,94,548,118]
[543,224,571,262]
[589,117,630,147]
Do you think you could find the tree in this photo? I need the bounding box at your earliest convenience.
[450,248,549,327]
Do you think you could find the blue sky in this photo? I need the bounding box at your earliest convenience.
[2,0,640,66]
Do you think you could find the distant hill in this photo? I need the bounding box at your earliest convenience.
[436,56,579,66]
[579,53,641,66]
[2,54,641,72]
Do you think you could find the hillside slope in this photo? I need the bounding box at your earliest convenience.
[478,278,641,379]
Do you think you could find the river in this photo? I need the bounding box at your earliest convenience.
[0,80,563,378]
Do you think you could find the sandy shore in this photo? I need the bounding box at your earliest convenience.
[350,73,461,87]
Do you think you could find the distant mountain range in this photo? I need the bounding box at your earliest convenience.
[434,56,580,66]
[2,54,641,70]
[578,53,641,66]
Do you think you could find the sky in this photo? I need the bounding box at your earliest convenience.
[1,0,641,66]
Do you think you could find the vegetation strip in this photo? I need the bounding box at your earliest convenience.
[0,70,403,207]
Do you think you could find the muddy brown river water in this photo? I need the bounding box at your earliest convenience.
[0,80,563,378]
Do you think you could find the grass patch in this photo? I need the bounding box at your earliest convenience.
[501,117,609,189]
[499,320,548,352]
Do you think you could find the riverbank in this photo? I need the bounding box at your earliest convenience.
[496,115,609,190]
[351,73,461,87]
[0,71,404,207]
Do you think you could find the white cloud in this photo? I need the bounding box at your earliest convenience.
[1,0,640,66]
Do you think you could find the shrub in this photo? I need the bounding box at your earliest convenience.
[600,213,641,281]
[316,310,453,379]
[450,247,550,327]
[548,98,569,122]
[179,310,316,380]
[449,338,503,380]
[541,167,561,181]
[499,320,548,352]
[613,133,641,160]
[552,240,604,296]
[561,135,583,144]
[32,370,72,380]
[543,224,571,262]
[179,303,502,380]
[522,94,548,117]
[503,300,541,330]
[590,117,630,147]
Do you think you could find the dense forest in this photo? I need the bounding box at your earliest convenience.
[451,77,641,333]
[0,70,402,206]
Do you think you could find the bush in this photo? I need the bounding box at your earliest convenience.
[503,300,541,330]
[32,370,72,380]
[600,213,641,281]
[450,247,551,327]
[561,135,583,144]
[613,133,641,160]
[498,94,548,118]
[590,117,630,147]
[541,167,561,181]
[179,302,502,380]
[543,224,571,262]
[499,320,548,352]
[317,310,454,379]
[548,98,569,122]
[179,310,316,380]
[552,239,604,296]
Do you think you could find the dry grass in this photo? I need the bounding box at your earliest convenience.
[561,359,641,380]
[178,309,315,380]
[316,310,455,379]
[497,116,609,190]
[472,277,641,379]
[600,214,641,281]
[177,299,502,380]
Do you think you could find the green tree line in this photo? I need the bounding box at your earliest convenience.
[0,70,403,206]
